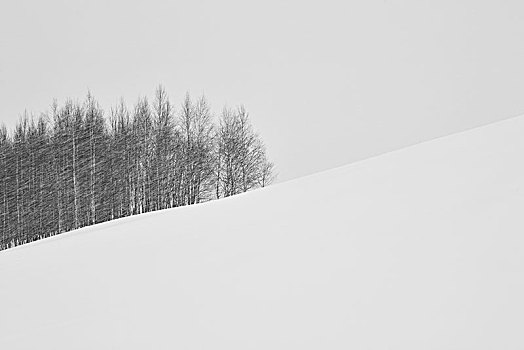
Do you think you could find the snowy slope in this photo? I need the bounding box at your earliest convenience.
[1,116,524,349]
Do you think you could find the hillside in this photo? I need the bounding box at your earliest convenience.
[1,116,524,349]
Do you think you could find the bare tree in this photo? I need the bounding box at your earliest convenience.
[215,105,274,198]
[177,94,215,204]
[152,85,175,210]
[0,125,9,247]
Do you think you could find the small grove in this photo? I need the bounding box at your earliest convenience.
[0,86,275,250]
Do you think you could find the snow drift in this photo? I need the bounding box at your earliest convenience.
[1,116,524,349]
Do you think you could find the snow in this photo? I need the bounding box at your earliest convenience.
[2,116,524,349]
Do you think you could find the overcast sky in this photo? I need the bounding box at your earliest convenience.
[1,0,524,181]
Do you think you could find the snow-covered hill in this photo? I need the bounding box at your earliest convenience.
[1,116,524,349]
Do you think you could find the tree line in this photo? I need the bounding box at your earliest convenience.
[0,86,275,251]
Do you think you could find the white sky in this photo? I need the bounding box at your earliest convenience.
[1,0,524,181]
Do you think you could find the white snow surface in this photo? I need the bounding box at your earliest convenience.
[2,116,524,349]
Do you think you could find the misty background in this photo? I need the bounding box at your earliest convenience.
[1,0,524,181]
